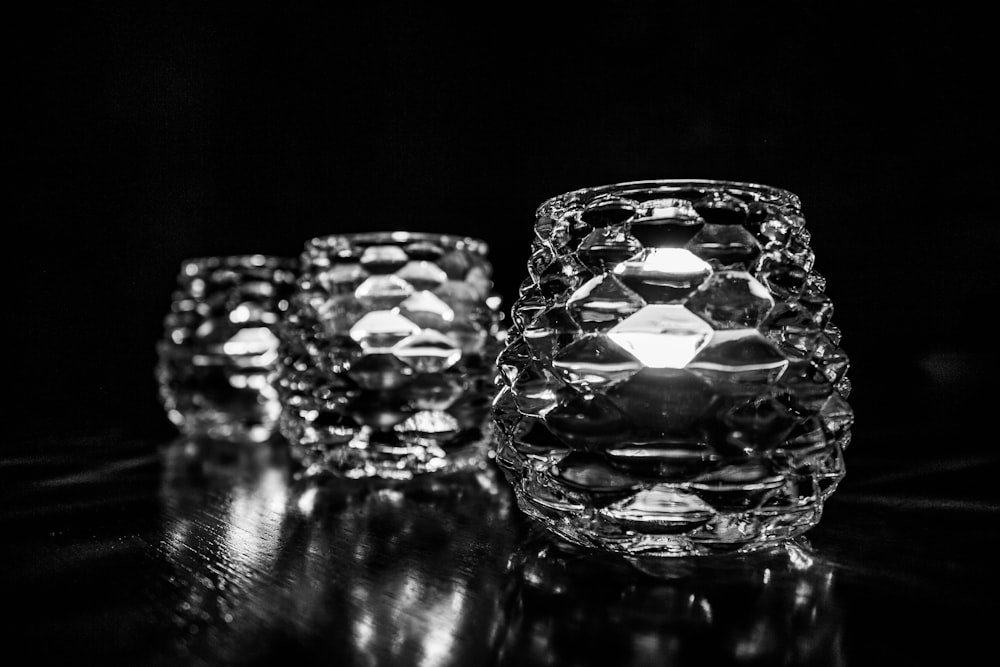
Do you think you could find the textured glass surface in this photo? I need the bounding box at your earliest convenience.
[278,232,502,479]
[156,255,297,443]
[493,180,853,555]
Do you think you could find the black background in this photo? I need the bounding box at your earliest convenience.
[12,5,996,449]
[6,8,999,666]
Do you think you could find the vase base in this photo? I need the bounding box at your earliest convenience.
[513,488,825,557]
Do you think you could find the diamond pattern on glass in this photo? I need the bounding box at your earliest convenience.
[523,306,581,362]
[606,368,714,436]
[360,245,409,273]
[511,363,572,418]
[685,270,775,329]
[354,274,415,307]
[686,223,762,268]
[688,329,788,384]
[348,311,421,351]
[491,181,851,556]
[279,233,501,479]
[394,291,455,329]
[608,305,714,369]
[635,198,701,223]
[577,227,644,271]
[551,334,643,387]
[394,261,449,290]
[391,330,462,373]
[613,248,713,303]
[567,274,646,331]
[599,486,716,532]
[545,393,632,449]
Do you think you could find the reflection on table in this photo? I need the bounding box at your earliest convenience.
[8,426,994,666]
[499,529,843,667]
[158,437,514,665]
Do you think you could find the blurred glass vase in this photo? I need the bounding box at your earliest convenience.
[277,232,503,479]
[493,180,853,556]
[156,255,297,443]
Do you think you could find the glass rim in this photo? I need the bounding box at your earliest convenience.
[305,231,490,256]
[537,179,801,215]
[178,254,297,276]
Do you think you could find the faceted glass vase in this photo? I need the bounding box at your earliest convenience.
[493,180,853,556]
[156,255,297,443]
[277,232,503,480]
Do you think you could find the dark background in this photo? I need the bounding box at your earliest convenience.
[6,8,999,665]
[11,5,996,449]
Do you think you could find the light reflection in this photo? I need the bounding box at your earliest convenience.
[157,436,292,659]
[280,464,514,667]
[498,530,844,667]
[296,484,318,515]
[420,587,467,667]
[221,466,288,562]
[220,327,279,356]
[156,439,536,665]
[614,247,712,279]
[608,305,714,368]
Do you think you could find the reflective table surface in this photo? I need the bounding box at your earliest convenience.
[5,418,996,666]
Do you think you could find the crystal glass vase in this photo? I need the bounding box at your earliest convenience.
[156,255,297,443]
[493,180,853,555]
[277,232,503,479]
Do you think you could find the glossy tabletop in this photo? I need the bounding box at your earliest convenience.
[5,417,996,666]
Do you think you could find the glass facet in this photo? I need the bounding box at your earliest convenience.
[493,180,853,556]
